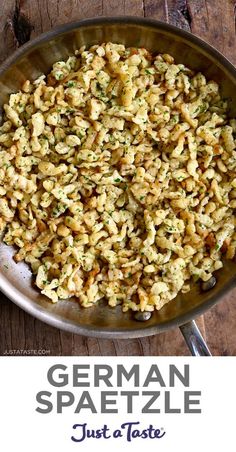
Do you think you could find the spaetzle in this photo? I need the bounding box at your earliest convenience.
[1,42,236,313]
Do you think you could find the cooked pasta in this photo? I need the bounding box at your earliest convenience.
[1,42,236,313]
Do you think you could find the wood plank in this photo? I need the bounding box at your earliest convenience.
[143,0,168,21]
[188,0,236,65]
[0,1,17,63]
[166,0,191,30]
[4,0,144,45]
[18,0,102,37]
[204,290,236,355]
[102,0,144,16]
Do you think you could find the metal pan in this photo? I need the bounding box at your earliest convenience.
[1,17,236,355]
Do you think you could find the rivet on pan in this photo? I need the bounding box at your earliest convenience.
[201,276,217,292]
[134,311,152,322]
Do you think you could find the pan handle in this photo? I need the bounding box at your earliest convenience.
[179,320,211,356]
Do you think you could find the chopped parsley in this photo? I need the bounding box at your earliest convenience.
[65,81,76,88]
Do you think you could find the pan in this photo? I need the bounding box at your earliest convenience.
[1,17,236,356]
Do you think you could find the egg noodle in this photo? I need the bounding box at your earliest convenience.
[0,43,236,313]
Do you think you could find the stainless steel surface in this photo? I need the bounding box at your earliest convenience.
[1,17,236,341]
[180,321,211,356]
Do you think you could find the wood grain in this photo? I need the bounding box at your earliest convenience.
[188,0,236,65]
[0,0,236,356]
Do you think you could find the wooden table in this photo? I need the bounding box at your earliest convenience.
[0,0,236,356]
